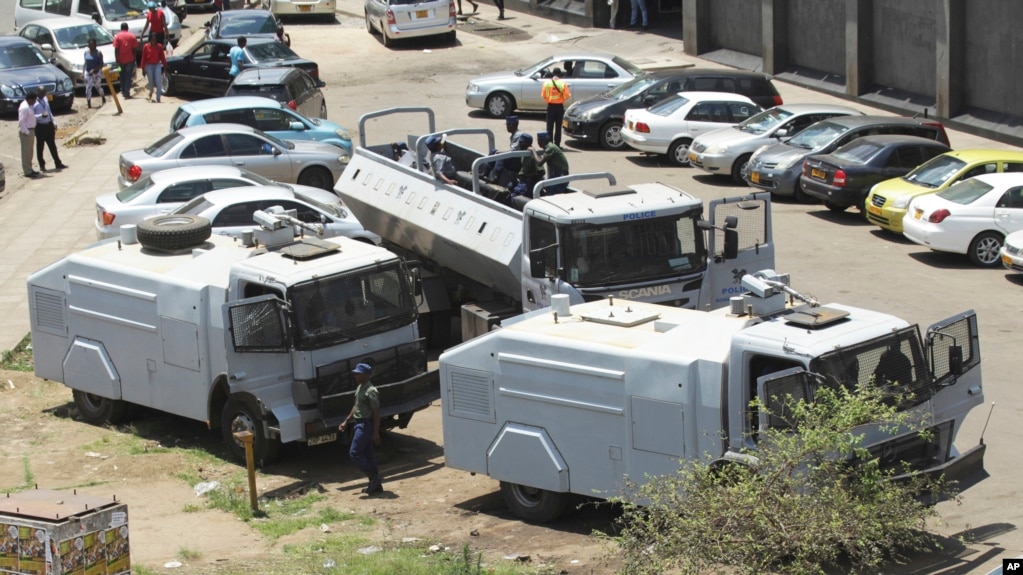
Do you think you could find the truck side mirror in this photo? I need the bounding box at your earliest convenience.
[91,11,101,24]
[948,345,964,377]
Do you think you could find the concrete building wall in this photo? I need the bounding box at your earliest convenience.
[787,0,844,75]
[709,0,761,56]
[870,0,935,97]
[963,0,1023,117]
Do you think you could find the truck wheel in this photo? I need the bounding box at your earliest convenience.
[500,481,569,523]
[136,215,212,251]
[221,397,281,466]
[73,390,129,424]
[298,166,334,190]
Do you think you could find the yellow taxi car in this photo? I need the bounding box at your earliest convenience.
[864,149,1023,233]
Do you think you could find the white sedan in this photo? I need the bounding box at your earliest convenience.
[18,18,116,89]
[170,186,380,244]
[621,92,761,166]
[999,230,1023,274]
[903,172,1023,267]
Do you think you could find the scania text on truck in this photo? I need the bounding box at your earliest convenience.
[333,107,775,346]
[439,270,986,522]
[28,209,439,465]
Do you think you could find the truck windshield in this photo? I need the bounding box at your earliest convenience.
[559,213,705,287]
[290,263,416,349]
[809,326,934,410]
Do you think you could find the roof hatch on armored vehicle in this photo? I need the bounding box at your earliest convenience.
[276,237,341,261]
[784,304,850,329]
[580,301,660,327]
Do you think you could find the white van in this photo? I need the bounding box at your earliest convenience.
[15,0,182,46]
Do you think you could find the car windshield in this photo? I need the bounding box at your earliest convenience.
[54,25,114,49]
[294,191,345,218]
[220,15,277,36]
[605,75,661,101]
[247,42,300,62]
[259,130,294,150]
[648,94,690,117]
[737,107,794,135]
[101,0,148,21]
[937,178,994,204]
[144,133,184,157]
[559,212,705,287]
[903,155,967,188]
[785,120,849,150]
[239,170,275,186]
[831,140,885,164]
[0,44,48,70]
[290,264,417,349]
[116,176,155,202]
[611,55,643,77]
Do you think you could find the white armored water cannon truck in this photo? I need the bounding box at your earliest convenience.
[28,208,440,464]
[334,107,776,347]
[439,269,987,522]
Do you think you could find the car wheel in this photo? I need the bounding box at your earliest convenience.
[221,397,281,465]
[968,231,1004,267]
[298,166,334,190]
[793,185,817,204]
[447,30,457,43]
[668,138,693,167]
[136,215,212,251]
[485,92,514,118]
[598,120,625,150]
[162,72,174,96]
[499,481,569,523]
[365,12,376,34]
[824,201,846,213]
[731,153,751,186]
[319,101,328,119]
[382,29,393,47]
[73,390,130,425]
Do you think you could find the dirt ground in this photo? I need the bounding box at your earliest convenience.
[1,368,620,575]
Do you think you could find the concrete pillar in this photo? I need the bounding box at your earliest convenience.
[935,0,965,119]
[844,0,872,97]
[682,0,712,56]
[762,0,788,75]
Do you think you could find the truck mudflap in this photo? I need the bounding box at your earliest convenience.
[893,442,986,486]
[320,369,440,429]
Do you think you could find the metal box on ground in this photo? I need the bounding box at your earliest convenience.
[0,489,129,575]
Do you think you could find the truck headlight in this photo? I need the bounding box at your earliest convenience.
[466,83,478,94]
[893,195,912,209]
[334,129,351,142]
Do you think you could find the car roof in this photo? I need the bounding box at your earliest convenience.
[232,66,304,83]
[175,123,260,135]
[822,115,940,128]
[149,165,250,183]
[180,96,284,113]
[21,16,104,30]
[774,103,862,114]
[546,52,622,61]
[933,149,1023,162]
[843,134,951,147]
[0,36,34,47]
[199,186,301,205]
[968,172,1023,186]
[205,37,280,46]
[668,67,772,80]
[669,91,757,103]
[218,9,275,20]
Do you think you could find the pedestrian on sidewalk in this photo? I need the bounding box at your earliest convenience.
[113,23,139,99]
[455,0,477,15]
[338,363,383,495]
[141,1,168,45]
[540,68,570,147]
[629,0,647,30]
[494,0,505,19]
[608,0,618,28]
[141,35,167,102]
[84,39,106,108]
[18,93,40,178]
[229,37,247,78]
[32,88,66,172]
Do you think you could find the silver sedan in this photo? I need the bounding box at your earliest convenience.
[465,53,645,118]
[118,123,349,191]
[18,18,116,88]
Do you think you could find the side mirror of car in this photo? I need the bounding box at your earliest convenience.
[261,143,278,155]
[774,128,789,139]
[40,43,54,53]
[289,121,305,131]
[91,11,102,24]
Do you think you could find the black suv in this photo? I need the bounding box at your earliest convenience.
[563,67,782,150]
[227,67,327,120]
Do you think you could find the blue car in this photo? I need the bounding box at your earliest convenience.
[169,96,352,156]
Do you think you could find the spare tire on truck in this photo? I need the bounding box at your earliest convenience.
[136,215,212,251]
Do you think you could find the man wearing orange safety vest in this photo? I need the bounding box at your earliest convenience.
[541,68,571,147]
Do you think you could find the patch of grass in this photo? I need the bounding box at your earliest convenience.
[1,455,36,492]
[182,503,203,513]
[0,334,33,371]
[177,547,201,561]
[132,565,158,575]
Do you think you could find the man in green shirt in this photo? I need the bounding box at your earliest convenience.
[533,131,569,195]
[339,363,383,494]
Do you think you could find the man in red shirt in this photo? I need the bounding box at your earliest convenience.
[113,23,139,99]
[140,2,167,45]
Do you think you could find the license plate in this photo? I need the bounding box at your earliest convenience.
[562,119,568,128]
[810,168,825,179]
[298,4,311,10]
[689,152,698,162]
[868,204,882,216]
[913,208,923,220]
[47,94,53,102]
[1004,254,1013,265]
[416,9,427,17]
[307,432,336,446]
[750,171,761,184]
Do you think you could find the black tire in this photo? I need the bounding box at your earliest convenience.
[485,92,514,118]
[447,30,457,44]
[667,138,693,166]
[365,12,375,34]
[731,153,751,186]
[382,30,392,47]
[162,72,174,96]
[824,201,847,213]
[418,310,452,350]
[73,390,129,424]
[793,185,818,204]
[319,101,328,120]
[221,397,281,465]
[968,231,1003,267]
[500,481,569,523]
[297,166,334,190]
[137,215,212,251]
[598,120,625,150]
